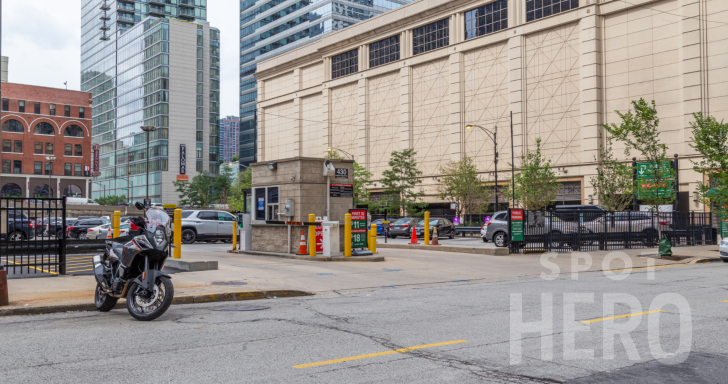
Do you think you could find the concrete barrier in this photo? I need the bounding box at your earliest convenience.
[377,243,509,256]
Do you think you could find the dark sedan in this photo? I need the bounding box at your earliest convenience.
[414,218,456,239]
[67,218,110,240]
[387,218,419,239]
[1,210,36,241]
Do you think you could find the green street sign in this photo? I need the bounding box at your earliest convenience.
[350,209,368,249]
[510,209,524,242]
[636,161,673,198]
[721,221,728,239]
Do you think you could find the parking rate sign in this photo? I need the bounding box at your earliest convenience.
[350,209,368,249]
[510,209,524,242]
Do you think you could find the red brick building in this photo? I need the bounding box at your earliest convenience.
[0,83,93,198]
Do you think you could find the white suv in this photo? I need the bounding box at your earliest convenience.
[179,210,238,244]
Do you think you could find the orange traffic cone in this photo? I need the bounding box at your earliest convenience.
[431,227,440,245]
[409,227,419,245]
[297,231,308,255]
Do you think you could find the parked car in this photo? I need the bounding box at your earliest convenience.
[720,237,728,263]
[46,217,77,238]
[579,212,666,246]
[414,218,456,239]
[67,218,111,240]
[77,216,98,221]
[387,218,419,239]
[553,205,606,223]
[65,197,99,205]
[371,219,384,235]
[483,210,584,248]
[87,223,131,239]
[0,210,36,241]
[178,210,238,244]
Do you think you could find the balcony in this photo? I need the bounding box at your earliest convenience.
[178,12,195,19]
[148,10,166,17]
[99,25,110,31]
[99,4,110,11]
[99,15,110,21]
[179,0,195,8]
[149,0,166,6]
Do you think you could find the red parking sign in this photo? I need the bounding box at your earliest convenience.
[511,209,524,221]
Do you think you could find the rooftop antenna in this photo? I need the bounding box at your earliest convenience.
[64,81,67,89]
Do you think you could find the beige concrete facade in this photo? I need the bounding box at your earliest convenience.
[255,0,728,211]
[1,56,7,83]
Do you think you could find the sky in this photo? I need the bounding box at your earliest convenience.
[1,0,240,118]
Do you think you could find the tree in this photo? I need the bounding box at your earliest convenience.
[512,138,560,210]
[690,112,728,219]
[590,133,636,211]
[438,156,491,219]
[380,149,426,216]
[231,154,240,162]
[214,164,235,205]
[229,168,252,212]
[604,98,675,240]
[173,171,216,207]
[96,195,127,206]
[352,162,373,205]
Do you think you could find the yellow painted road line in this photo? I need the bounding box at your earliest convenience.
[722,300,728,303]
[4,260,58,275]
[293,340,467,369]
[580,310,664,324]
[607,264,685,273]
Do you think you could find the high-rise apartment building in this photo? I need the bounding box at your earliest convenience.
[219,116,240,164]
[239,0,414,166]
[81,0,220,204]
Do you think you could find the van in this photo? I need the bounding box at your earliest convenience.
[66,197,99,205]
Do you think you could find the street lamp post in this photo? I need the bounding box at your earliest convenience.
[465,124,499,212]
[140,125,156,206]
[326,146,355,161]
[45,156,56,198]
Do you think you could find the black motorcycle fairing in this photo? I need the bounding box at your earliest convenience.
[133,268,171,292]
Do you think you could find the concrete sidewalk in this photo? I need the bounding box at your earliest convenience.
[2,242,721,315]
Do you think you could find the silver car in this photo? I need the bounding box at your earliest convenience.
[179,210,238,244]
[483,210,583,247]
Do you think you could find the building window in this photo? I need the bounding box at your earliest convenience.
[34,161,43,175]
[64,105,71,117]
[35,142,43,154]
[34,122,55,135]
[1,160,9,173]
[45,162,52,175]
[79,107,85,119]
[74,164,82,176]
[465,0,508,40]
[64,163,72,176]
[65,144,72,156]
[1,98,7,111]
[46,143,53,154]
[13,140,22,153]
[64,125,84,137]
[331,49,358,79]
[18,100,25,113]
[34,102,41,114]
[413,18,449,55]
[369,35,400,68]
[74,144,82,157]
[2,140,10,152]
[13,160,22,174]
[49,104,56,115]
[526,0,579,22]
[2,119,24,133]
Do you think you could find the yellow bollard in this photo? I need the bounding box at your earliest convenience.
[345,213,352,257]
[232,221,238,251]
[309,213,316,257]
[113,211,120,238]
[424,211,430,245]
[173,209,182,259]
[369,223,377,254]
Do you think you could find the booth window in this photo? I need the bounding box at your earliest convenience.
[255,188,266,220]
[253,186,280,221]
[267,187,279,221]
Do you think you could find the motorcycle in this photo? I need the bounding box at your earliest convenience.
[93,202,174,321]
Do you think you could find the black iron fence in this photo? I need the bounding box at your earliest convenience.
[509,210,715,254]
[1,198,67,274]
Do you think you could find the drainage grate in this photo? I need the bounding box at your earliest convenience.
[212,306,270,312]
[211,281,248,286]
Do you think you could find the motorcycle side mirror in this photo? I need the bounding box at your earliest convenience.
[134,202,145,210]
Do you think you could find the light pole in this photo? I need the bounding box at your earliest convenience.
[140,125,156,206]
[465,124,499,212]
[45,156,56,198]
[326,146,355,161]
[91,181,106,198]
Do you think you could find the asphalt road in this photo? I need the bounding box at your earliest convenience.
[1,260,727,383]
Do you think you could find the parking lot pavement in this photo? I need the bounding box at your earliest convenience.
[375,234,496,248]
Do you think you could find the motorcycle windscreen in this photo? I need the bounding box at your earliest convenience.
[146,208,170,249]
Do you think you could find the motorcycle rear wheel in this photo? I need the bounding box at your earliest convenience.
[95,284,118,312]
[126,277,174,321]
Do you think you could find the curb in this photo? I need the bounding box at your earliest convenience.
[231,250,385,262]
[0,289,313,317]
[377,243,509,256]
[688,257,723,264]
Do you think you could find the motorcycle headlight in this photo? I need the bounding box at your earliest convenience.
[154,228,165,246]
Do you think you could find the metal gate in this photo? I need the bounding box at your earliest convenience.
[1,198,67,275]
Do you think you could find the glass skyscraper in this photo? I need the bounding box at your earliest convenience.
[219,116,240,163]
[81,0,220,204]
[239,0,413,166]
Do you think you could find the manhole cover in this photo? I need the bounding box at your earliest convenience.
[212,306,269,312]
[211,281,248,286]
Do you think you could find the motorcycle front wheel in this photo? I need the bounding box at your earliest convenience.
[126,276,174,321]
